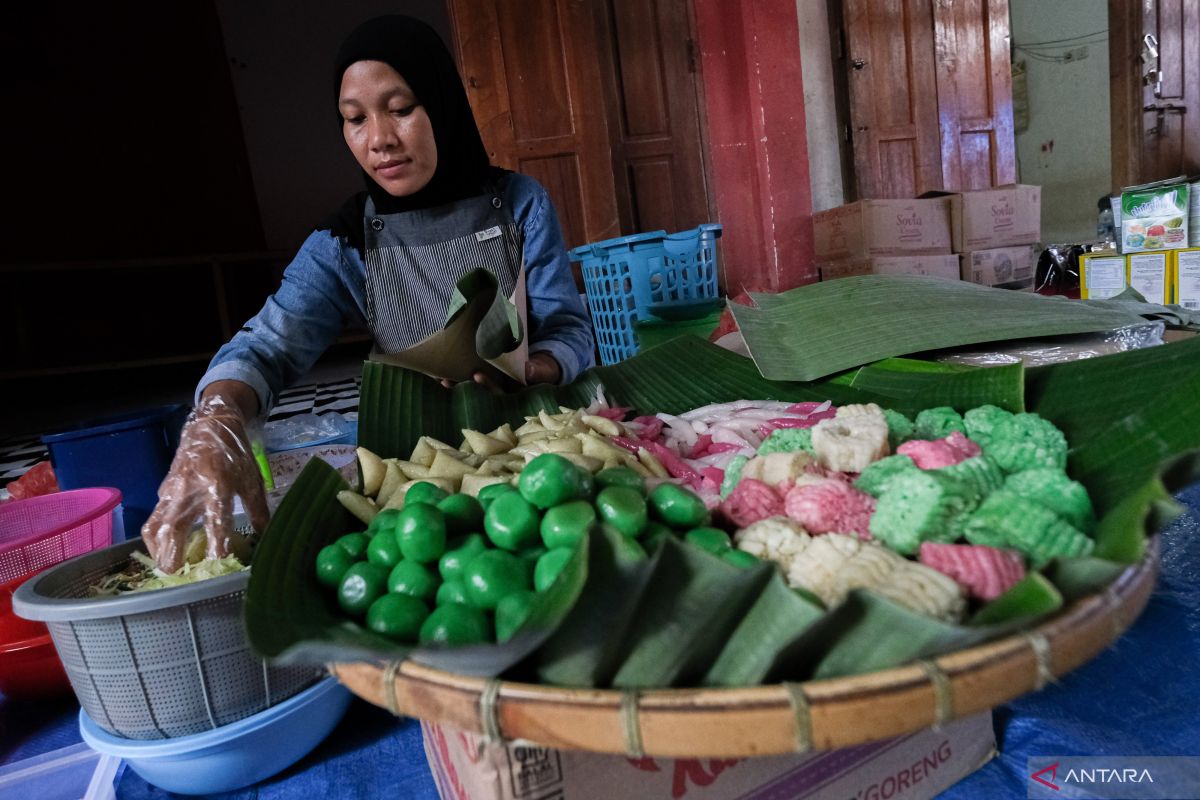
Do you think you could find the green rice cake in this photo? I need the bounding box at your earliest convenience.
[1005,468,1096,532]
[854,454,920,497]
[869,471,974,555]
[914,406,966,440]
[986,413,1068,472]
[963,404,1014,449]
[757,428,814,456]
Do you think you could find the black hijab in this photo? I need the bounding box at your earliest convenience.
[319,15,497,252]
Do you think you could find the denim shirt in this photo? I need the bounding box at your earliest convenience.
[197,173,595,412]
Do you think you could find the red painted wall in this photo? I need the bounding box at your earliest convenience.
[693,0,816,293]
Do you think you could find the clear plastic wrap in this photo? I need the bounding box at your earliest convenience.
[931,321,1166,367]
[142,395,269,573]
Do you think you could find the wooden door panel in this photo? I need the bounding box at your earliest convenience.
[449,0,619,254]
[599,0,712,234]
[844,0,942,198]
[610,1,670,136]
[1139,0,1200,180]
[496,0,572,140]
[932,0,1016,190]
[845,0,1015,197]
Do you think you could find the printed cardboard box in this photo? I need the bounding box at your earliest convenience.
[1078,253,1127,300]
[959,244,1039,287]
[1127,251,1171,304]
[949,185,1041,251]
[1175,248,1200,309]
[813,198,952,262]
[819,254,961,282]
[422,712,995,800]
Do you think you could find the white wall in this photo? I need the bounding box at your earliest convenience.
[214,1,452,251]
[796,0,846,212]
[1009,0,1111,244]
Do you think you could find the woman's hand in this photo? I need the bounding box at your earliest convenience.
[525,351,562,385]
[438,353,561,391]
[142,383,269,573]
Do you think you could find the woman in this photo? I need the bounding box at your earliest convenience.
[143,15,595,571]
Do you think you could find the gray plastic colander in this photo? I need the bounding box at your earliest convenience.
[12,538,320,740]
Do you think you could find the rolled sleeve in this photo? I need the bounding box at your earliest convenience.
[196,231,363,413]
[511,176,596,384]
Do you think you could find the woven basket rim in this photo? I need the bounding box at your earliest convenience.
[332,537,1159,757]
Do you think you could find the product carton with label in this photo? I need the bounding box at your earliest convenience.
[1120,183,1189,253]
[1175,248,1200,309]
[949,185,1042,251]
[422,712,995,800]
[959,244,1038,288]
[819,254,960,282]
[1078,253,1127,299]
[813,198,952,262]
[1127,251,1171,304]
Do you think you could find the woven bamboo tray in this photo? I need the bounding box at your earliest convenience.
[333,537,1158,758]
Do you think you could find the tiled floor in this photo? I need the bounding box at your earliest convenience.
[0,354,366,484]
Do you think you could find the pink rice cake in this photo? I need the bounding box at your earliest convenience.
[783,479,876,540]
[897,431,982,470]
[720,478,784,527]
[917,541,1025,601]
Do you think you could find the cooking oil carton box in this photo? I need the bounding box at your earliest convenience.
[1078,253,1127,299]
[1176,248,1200,310]
[422,712,995,800]
[949,185,1041,251]
[959,244,1038,288]
[1126,251,1171,304]
[813,198,952,262]
[819,254,960,281]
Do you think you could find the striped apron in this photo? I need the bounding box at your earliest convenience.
[362,188,522,353]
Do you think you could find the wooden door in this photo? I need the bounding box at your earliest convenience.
[593,0,712,235]
[931,0,1016,190]
[843,0,1017,198]
[1110,0,1200,187]
[447,0,621,252]
[843,0,943,198]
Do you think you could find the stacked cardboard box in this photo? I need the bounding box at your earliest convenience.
[813,186,1042,289]
[813,197,957,281]
[951,185,1042,290]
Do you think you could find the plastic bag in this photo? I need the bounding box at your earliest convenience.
[932,322,1166,368]
[263,412,356,452]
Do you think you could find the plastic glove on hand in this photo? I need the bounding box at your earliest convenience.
[142,395,269,573]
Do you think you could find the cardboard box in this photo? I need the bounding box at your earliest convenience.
[422,712,995,800]
[813,198,952,262]
[1174,248,1200,309]
[819,254,961,281]
[1127,251,1171,304]
[1078,253,1127,299]
[949,185,1041,251]
[959,244,1039,287]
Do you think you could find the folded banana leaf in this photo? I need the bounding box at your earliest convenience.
[243,458,589,673]
[535,526,659,687]
[610,538,775,689]
[792,575,1063,680]
[701,571,825,687]
[730,276,1148,381]
[1086,286,1200,329]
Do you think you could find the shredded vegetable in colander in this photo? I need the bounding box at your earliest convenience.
[89,530,251,596]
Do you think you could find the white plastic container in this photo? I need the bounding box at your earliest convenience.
[0,742,120,800]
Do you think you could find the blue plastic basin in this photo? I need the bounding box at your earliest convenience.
[41,404,189,541]
[79,676,352,795]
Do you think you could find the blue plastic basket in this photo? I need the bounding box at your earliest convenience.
[570,224,722,365]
